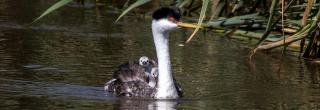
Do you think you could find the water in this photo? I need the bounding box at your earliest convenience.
[0,0,319,109]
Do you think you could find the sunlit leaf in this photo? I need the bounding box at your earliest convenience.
[178,0,192,8]
[185,0,209,43]
[32,0,73,24]
[115,0,151,23]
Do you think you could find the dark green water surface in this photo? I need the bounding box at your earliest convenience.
[0,0,319,109]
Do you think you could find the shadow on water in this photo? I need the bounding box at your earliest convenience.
[0,0,319,109]
[113,99,180,110]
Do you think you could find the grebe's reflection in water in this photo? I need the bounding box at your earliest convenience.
[113,99,178,110]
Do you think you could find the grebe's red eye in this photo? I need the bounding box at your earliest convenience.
[168,16,175,22]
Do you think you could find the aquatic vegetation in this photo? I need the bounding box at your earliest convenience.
[33,0,320,59]
[115,0,152,23]
[32,0,73,24]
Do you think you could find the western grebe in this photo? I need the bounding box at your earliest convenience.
[105,7,182,99]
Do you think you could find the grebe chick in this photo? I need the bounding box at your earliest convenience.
[139,56,158,88]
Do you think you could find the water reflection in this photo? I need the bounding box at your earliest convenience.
[305,61,320,84]
[114,99,178,110]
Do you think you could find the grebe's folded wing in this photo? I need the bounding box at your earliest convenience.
[105,61,154,97]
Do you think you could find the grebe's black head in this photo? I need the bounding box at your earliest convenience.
[152,7,181,21]
[152,7,181,31]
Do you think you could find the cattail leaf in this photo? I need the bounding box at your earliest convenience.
[178,0,192,8]
[32,0,73,24]
[115,0,151,23]
[185,0,209,43]
[255,0,278,45]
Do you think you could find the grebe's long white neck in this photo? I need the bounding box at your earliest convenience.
[152,19,179,99]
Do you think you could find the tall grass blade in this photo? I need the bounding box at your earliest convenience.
[209,0,221,20]
[32,0,73,24]
[302,0,314,26]
[255,0,278,45]
[185,0,209,43]
[175,0,183,6]
[178,0,192,8]
[115,0,151,23]
[300,0,314,53]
